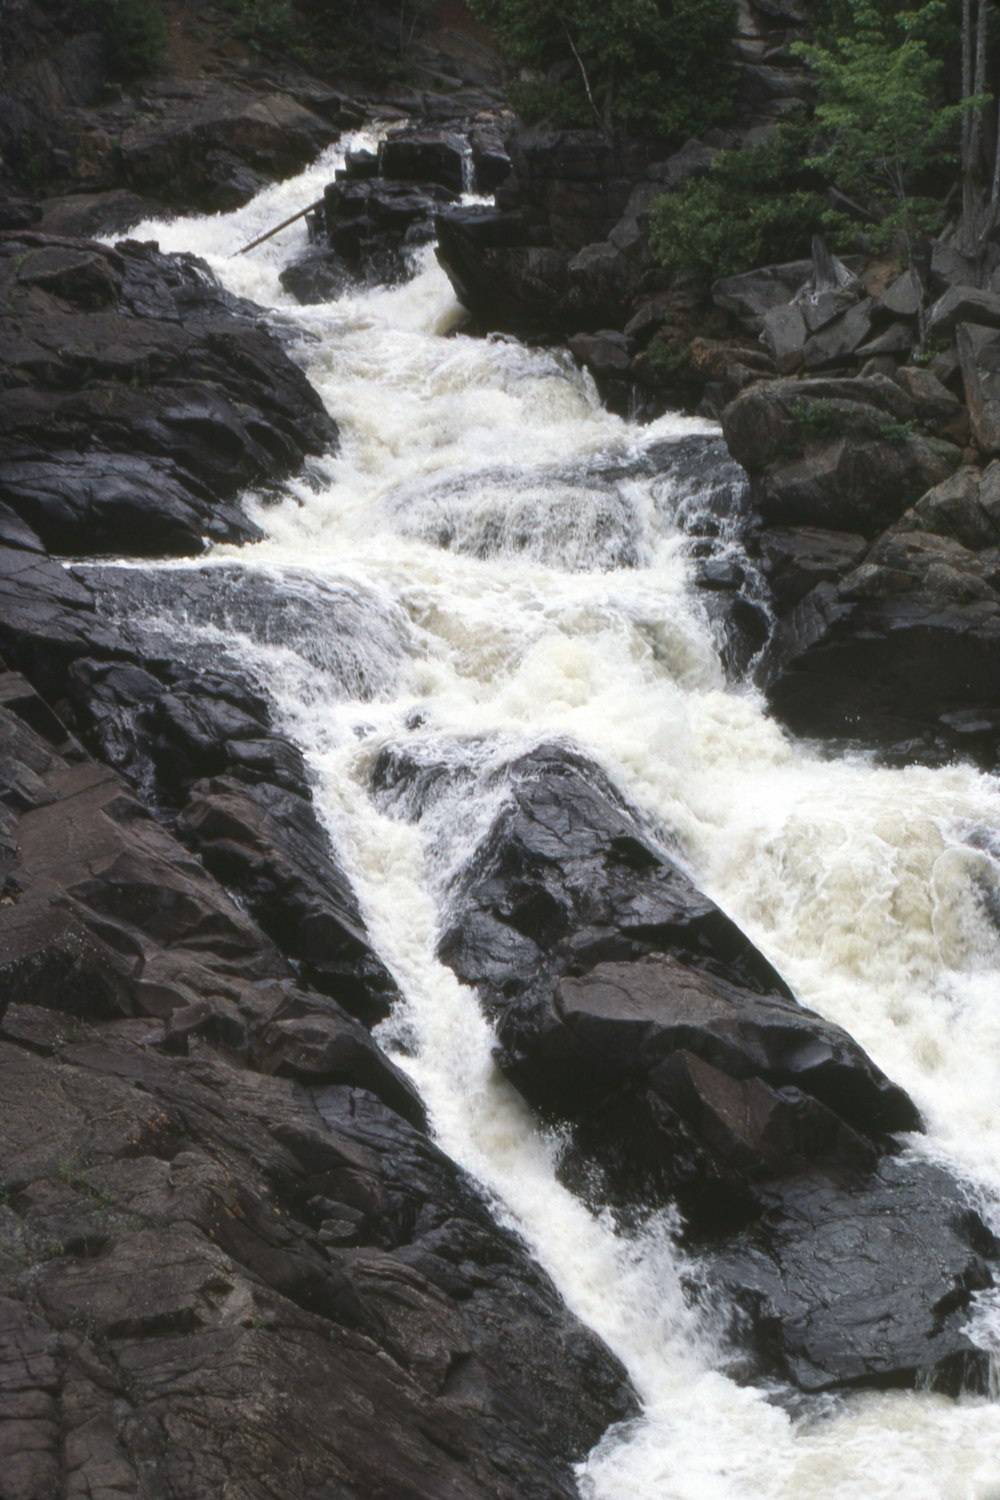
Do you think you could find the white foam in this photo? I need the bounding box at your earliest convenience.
[117,150,1000,1499]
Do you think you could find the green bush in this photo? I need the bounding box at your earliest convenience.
[649,122,827,293]
[791,397,915,447]
[101,0,167,79]
[224,0,298,54]
[467,0,737,141]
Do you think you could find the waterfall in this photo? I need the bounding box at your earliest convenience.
[116,144,1000,1499]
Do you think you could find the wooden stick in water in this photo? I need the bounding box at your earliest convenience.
[235,199,324,256]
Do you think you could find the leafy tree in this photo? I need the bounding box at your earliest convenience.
[648,119,827,292]
[795,1,966,253]
[466,0,738,140]
[100,0,167,78]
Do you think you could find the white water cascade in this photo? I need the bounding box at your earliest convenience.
[120,140,1000,1498]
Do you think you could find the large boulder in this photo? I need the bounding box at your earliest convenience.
[305,177,459,288]
[722,377,957,535]
[926,283,1000,340]
[712,260,813,332]
[0,234,337,556]
[376,739,997,1394]
[755,524,869,611]
[434,124,670,335]
[756,528,1000,762]
[379,128,469,194]
[118,83,338,211]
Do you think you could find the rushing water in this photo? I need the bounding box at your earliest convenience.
[117,138,1000,1497]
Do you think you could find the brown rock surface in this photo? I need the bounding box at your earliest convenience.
[0,667,637,1499]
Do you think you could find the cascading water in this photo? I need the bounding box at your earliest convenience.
[112,138,1000,1497]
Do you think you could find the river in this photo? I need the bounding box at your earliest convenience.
[118,137,1000,1498]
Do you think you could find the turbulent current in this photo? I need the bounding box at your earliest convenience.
[117,139,1000,1497]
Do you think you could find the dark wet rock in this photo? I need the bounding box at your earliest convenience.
[279,246,352,305]
[379,128,468,194]
[756,532,1000,762]
[118,85,337,212]
[435,126,668,334]
[385,739,999,1394]
[0,234,336,557]
[318,177,459,284]
[425,743,914,1157]
[498,127,664,249]
[755,525,869,611]
[469,125,512,193]
[343,147,379,180]
[0,552,404,1027]
[707,1156,999,1394]
[721,377,956,536]
[38,188,168,239]
[0,676,635,1497]
[0,452,257,558]
[568,330,632,377]
[178,776,401,1026]
[435,203,644,335]
[434,205,561,331]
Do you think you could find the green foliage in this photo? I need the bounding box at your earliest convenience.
[795,1,966,246]
[226,0,298,52]
[649,121,827,292]
[912,336,949,365]
[467,0,738,140]
[101,0,167,79]
[791,396,915,446]
[223,0,429,79]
